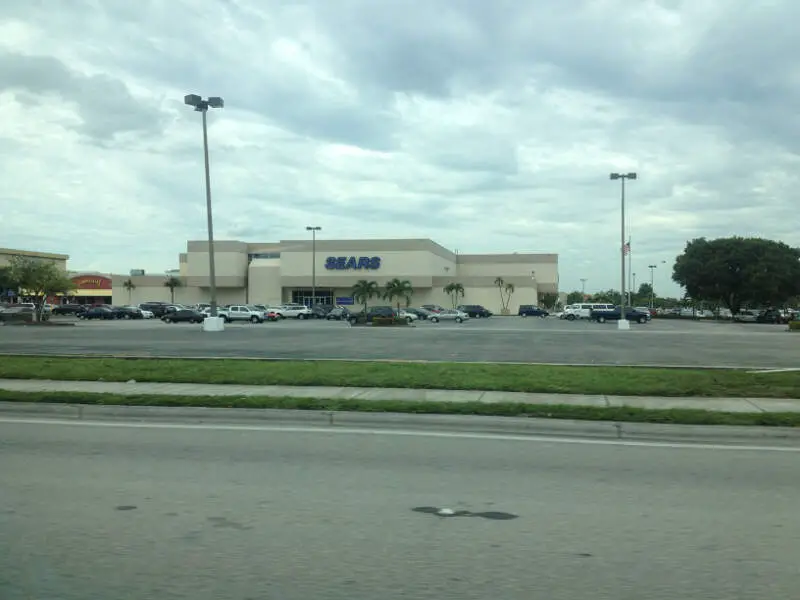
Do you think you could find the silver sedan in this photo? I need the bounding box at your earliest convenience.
[428,309,469,323]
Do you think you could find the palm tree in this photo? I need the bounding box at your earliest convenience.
[122,278,136,304]
[164,276,182,304]
[494,277,515,313]
[443,282,465,309]
[351,280,379,314]
[384,278,413,312]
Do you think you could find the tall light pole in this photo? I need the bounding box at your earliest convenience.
[632,272,637,305]
[306,226,321,306]
[580,278,587,299]
[648,264,657,309]
[609,172,637,329]
[184,94,224,323]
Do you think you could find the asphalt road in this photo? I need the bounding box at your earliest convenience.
[0,316,795,367]
[2,417,799,599]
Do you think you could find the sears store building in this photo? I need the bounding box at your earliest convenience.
[112,238,559,314]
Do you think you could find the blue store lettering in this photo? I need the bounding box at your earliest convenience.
[325,256,381,270]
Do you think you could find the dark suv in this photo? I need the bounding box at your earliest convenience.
[349,306,396,324]
[518,305,549,317]
[457,305,492,318]
[140,302,170,317]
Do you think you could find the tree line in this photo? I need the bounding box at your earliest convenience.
[563,237,800,313]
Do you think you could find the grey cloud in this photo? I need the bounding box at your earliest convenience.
[312,1,800,147]
[0,52,166,141]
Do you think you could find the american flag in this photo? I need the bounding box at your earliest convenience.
[623,241,631,256]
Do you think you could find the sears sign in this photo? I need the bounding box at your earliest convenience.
[325,256,381,270]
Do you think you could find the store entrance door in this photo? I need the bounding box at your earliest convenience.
[292,290,333,307]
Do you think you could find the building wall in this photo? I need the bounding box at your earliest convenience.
[0,248,69,271]
[111,238,557,313]
[248,261,282,305]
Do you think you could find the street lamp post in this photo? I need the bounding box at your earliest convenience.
[184,94,224,329]
[609,172,637,329]
[632,272,637,305]
[580,278,587,299]
[306,226,321,307]
[648,264,657,309]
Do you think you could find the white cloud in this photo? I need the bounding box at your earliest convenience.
[0,0,798,296]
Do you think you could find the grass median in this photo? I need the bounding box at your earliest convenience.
[0,356,799,398]
[1,389,799,427]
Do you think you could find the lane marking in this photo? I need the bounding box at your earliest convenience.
[1,417,799,453]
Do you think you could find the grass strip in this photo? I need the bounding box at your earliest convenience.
[0,356,798,399]
[1,390,799,427]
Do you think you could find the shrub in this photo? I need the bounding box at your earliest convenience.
[372,316,408,326]
[789,320,800,332]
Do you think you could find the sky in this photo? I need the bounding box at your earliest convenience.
[1,0,798,297]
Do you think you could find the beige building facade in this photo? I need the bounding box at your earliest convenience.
[0,248,69,270]
[112,239,559,314]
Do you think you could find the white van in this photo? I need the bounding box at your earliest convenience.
[563,303,616,320]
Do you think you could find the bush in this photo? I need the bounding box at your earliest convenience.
[789,321,800,331]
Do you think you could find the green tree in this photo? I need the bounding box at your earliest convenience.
[384,278,413,312]
[591,289,622,304]
[164,276,182,304]
[539,292,558,309]
[566,291,584,305]
[443,282,465,308]
[0,266,14,297]
[494,277,515,313]
[7,256,75,321]
[351,280,379,314]
[673,237,800,314]
[123,278,136,304]
[635,282,653,306]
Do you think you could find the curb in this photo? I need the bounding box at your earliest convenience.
[2,402,800,445]
[0,352,776,371]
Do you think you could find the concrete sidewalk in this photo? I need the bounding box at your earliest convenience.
[0,378,798,413]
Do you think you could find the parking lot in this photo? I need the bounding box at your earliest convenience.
[0,315,796,368]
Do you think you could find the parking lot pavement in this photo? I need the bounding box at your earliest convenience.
[0,316,794,368]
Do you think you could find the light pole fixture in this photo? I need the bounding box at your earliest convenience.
[648,264,657,309]
[609,172,637,329]
[580,278,587,298]
[306,226,322,307]
[185,94,224,327]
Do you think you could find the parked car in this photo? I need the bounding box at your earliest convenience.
[457,304,492,318]
[563,303,616,320]
[733,310,759,323]
[428,309,469,323]
[633,307,653,321]
[421,304,445,313]
[77,306,115,320]
[348,306,396,324]
[111,306,144,319]
[310,305,334,319]
[162,309,205,324]
[326,307,352,321]
[398,310,418,323]
[52,303,85,316]
[589,306,650,324]
[274,305,313,319]
[757,308,787,324]
[139,302,171,317]
[404,308,431,320]
[216,305,265,323]
[518,305,549,318]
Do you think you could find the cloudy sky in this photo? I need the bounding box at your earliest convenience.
[1,0,798,296]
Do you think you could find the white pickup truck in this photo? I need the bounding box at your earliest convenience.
[215,305,265,323]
